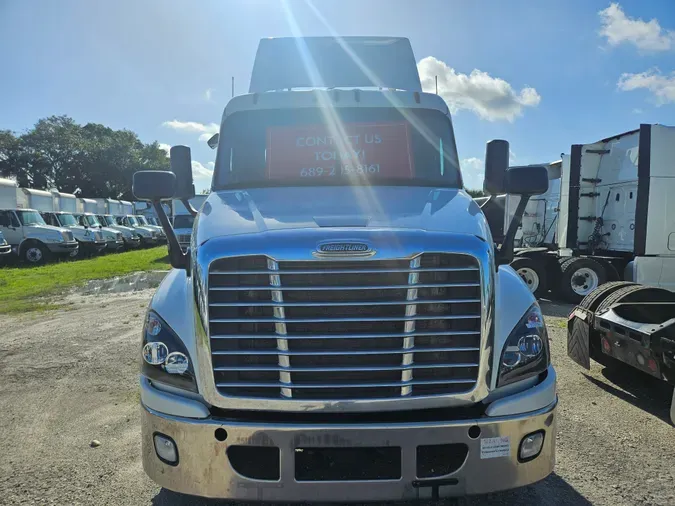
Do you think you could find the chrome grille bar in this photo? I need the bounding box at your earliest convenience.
[209,314,480,323]
[268,259,292,398]
[213,346,480,356]
[211,330,481,340]
[214,363,479,372]
[211,267,479,275]
[209,298,480,307]
[209,282,479,291]
[216,379,477,389]
[401,256,420,396]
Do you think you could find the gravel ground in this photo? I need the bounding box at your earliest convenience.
[0,292,673,506]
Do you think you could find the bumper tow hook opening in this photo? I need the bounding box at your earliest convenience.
[214,428,228,442]
[467,425,481,439]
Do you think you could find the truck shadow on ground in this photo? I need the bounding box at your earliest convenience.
[150,473,592,505]
[539,299,574,319]
[583,365,674,426]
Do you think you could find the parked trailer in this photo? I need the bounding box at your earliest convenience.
[511,124,675,302]
[567,282,675,423]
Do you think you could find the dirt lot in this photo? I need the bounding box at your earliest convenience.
[0,291,673,506]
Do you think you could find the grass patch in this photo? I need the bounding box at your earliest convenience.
[0,247,169,314]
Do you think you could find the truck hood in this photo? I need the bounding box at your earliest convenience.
[24,224,68,242]
[196,187,490,243]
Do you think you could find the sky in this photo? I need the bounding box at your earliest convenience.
[1,0,674,192]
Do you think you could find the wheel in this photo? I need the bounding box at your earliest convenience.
[22,242,48,265]
[559,257,607,303]
[579,281,637,312]
[510,257,548,298]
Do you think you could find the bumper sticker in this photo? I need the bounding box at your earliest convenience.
[480,436,511,459]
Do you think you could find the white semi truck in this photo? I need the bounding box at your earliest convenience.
[171,195,207,251]
[509,125,675,302]
[0,179,78,263]
[131,37,557,501]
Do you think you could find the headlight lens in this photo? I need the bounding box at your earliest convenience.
[498,304,549,387]
[60,232,68,243]
[141,311,197,392]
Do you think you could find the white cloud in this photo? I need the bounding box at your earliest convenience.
[617,69,675,104]
[163,120,219,134]
[158,143,171,157]
[204,88,214,101]
[418,57,541,122]
[460,157,484,190]
[599,3,674,51]
[632,108,643,114]
[191,161,214,179]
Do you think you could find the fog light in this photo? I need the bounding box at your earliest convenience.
[153,433,178,465]
[519,431,544,462]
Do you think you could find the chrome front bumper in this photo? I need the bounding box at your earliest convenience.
[142,397,556,501]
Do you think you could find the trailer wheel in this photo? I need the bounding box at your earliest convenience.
[560,258,607,303]
[510,257,548,297]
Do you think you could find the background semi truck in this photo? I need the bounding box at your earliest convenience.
[171,195,207,251]
[507,125,675,302]
[0,178,78,263]
[131,36,557,501]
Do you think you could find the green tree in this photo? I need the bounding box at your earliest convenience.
[0,116,168,199]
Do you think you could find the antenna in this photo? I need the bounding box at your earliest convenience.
[231,76,234,98]
[435,75,438,95]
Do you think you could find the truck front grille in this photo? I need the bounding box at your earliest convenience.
[207,254,482,400]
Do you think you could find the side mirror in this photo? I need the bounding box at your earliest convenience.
[170,146,196,200]
[132,171,176,201]
[207,133,219,150]
[504,165,548,195]
[132,170,188,271]
[483,140,509,194]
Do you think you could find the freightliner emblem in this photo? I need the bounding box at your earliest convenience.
[317,242,371,254]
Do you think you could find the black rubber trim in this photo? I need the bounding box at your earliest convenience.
[634,124,651,256]
[567,145,582,249]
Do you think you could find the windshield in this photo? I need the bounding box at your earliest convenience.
[136,215,148,225]
[86,215,100,227]
[147,217,158,226]
[173,215,195,229]
[214,108,460,190]
[96,215,110,226]
[127,216,139,226]
[17,210,46,226]
[58,213,78,227]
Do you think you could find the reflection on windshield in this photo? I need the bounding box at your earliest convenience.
[173,215,195,229]
[86,215,100,227]
[58,213,78,227]
[96,215,109,226]
[17,211,46,226]
[136,216,148,225]
[127,216,138,226]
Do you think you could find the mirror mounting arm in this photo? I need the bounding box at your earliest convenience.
[181,198,198,218]
[497,194,532,266]
[152,200,189,271]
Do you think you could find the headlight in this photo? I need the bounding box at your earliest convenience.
[116,232,123,241]
[497,304,549,387]
[60,232,68,243]
[141,312,197,392]
[84,229,91,237]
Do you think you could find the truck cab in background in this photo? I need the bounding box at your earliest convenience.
[75,198,125,252]
[0,179,78,264]
[172,195,207,251]
[96,214,141,249]
[131,37,556,501]
[115,215,159,246]
[135,215,166,242]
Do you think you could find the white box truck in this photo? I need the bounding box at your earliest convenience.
[130,37,557,501]
[74,197,124,252]
[0,179,78,264]
[92,198,142,249]
[42,192,107,257]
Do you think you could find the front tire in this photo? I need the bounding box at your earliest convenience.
[560,257,607,303]
[510,257,548,298]
[22,242,49,265]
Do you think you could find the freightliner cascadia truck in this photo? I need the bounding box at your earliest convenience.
[131,37,557,501]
